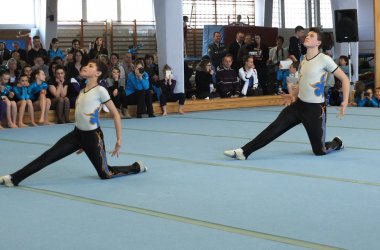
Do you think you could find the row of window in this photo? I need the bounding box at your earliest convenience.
[0,0,332,28]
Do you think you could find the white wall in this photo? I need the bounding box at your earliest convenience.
[153,0,184,93]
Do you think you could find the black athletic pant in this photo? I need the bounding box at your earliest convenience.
[241,99,341,158]
[10,127,140,185]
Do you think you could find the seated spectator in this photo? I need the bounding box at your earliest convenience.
[286,61,299,96]
[184,60,195,99]
[238,55,259,97]
[11,50,27,69]
[106,67,130,118]
[11,41,27,62]
[194,59,219,99]
[357,88,378,107]
[13,75,36,127]
[121,52,134,77]
[158,64,185,116]
[326,81,343,106]
[66,39,88,57]
[0,70,18,128]
[21,65,33,82]
[48,38,65,62]
[27,36,48,65]
[30,69,52,125]
[0,41,11,65]
[6,58,20,86]
[31,54,49,77]
[350,81,365,106]
[88,37,108,59]
[338,55,350,79]
[66,50,86,80]
[48,65,70,123]
[110,53,126,85]
[125,60,155,118]
[144,54,160,101]
[375,88,380,107]
[216,54,240,98]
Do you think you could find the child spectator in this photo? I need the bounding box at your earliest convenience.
[286,61,299,96]
[238,55,258,96]
[30,69,52,125]
[0,71,18,128]
[158,64,185,116]
[338,55,350,79]
[13,75,36,127]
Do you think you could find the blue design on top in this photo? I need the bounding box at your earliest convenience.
[85,107,100,127]
[310,74,326,97]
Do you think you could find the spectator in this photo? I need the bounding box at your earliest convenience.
[238,55,258,97]
[288,26,306,62]
[110,53,126,86]
[11,50,27,69]
[252,34,269,94]
[106,67,130,118]
[194,59,219,99]
[31,54,49,77]
[6,58,20,86]
[88,37,108,59]
[48,38,65,62]
[48,65,70,123]
[144,54,159,101]
[357,88,378,107]
[208,32,227,69]
[13,74,37,127]
[158,64,185,116]
[0,42,11,64]
[27,36,48,65]
[0,70,18,128]
[216,54,240,98]
[375,88,380,107]
[237,34,254,70]
[121,52,134,77]
[125,60,155,118]
[30,69,52,125]
[11,41,27,62]
[338,55,350,79]
[228,31,245,71]
[326,81,343,107]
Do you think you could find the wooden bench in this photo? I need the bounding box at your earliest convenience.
[19,95,283,124]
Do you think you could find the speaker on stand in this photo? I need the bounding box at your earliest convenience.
[334,9,359,85]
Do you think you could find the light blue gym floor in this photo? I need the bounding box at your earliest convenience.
[1,106,379,250]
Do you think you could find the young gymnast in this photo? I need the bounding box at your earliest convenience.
[224,28,350,160]
[1,60,146,187]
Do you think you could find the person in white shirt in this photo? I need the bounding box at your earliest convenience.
[224,27,349,160]
[238,55,258,96]
[1,60,147,187]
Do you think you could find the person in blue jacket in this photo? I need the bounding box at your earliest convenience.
[13,75,37,127]
[29,69,52,125]
[125,60,155,118]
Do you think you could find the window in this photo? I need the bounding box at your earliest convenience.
[0,0,35,25]
[182,0,255,28]
[272,0,281,28]
[58,0,82,21]
[284,0,306,28]
[320,0,333,28]
[120,0,155,23]
[87,0,117,22]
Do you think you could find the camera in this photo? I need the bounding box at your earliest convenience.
[364,92,370,97]
[138,68,144,74]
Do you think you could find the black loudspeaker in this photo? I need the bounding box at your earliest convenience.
[334,9,359,43]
